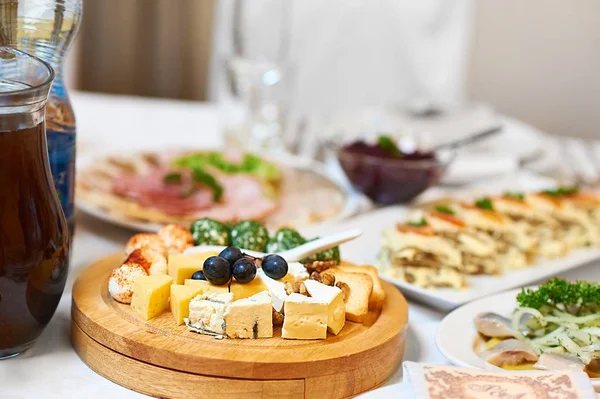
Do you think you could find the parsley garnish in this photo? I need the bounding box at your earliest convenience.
[543,187,579,197]
[517,278,600,314]
[163,172,182,185]
[435,205,455,215]
[474,197,494,210]
[377,135,402,157]
[174,152,280,182]
[191,168,223,202]
[407,218,428,227]
[503,192,524,200]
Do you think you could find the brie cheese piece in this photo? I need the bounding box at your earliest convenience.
[287,262,309,281]
[187,292,233,335]
[257,269,287,312]
[225,291,273,339]
[282,293,328,340]
[303,280,345,335]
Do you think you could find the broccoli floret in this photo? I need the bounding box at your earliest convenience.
[230,220,269,252]
[190,218,231,246]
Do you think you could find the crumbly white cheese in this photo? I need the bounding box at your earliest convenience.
[224,291,273,339]
[187,292,233,335]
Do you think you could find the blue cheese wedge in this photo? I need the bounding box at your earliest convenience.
[225,291,273,339]
[282,293,328,340]
[186,292,233,336]
[303,280,345,335]
[256,269,287,312]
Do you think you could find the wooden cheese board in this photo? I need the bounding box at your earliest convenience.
[71,253,408,399]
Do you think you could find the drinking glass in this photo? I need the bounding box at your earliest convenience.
[224,0,293,153]
[0,47,69,359]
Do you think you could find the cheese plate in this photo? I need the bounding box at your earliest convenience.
[71,253,408,399]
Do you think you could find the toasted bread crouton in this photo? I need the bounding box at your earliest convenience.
[335,264,385,310]
[327,269,373,323]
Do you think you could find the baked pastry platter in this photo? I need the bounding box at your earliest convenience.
[71,220,408,399]
[76,149,360,232]
[301,173,600,311]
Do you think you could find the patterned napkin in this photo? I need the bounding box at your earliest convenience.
[403,362,597,399]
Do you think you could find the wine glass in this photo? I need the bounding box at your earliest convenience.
[224,0,293,153]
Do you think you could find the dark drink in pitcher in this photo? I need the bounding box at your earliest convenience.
[0,47,69,359]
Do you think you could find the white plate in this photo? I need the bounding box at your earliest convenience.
[301,172,600,311]
[435,289,600,388]
[76,150,362,232]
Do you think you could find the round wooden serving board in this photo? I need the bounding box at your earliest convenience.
[71,253,408,399]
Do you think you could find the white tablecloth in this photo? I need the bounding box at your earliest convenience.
[2,92,598,398]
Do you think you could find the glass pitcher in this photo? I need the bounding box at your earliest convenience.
[0,47,69,359]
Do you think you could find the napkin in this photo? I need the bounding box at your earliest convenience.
[403,362,597,399]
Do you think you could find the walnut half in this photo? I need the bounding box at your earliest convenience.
[285,281,308,296]
[310,271,335,286]
[336,281,351,303]
[305,260,337,274]
[272,309,284,326]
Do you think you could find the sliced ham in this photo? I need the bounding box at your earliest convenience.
[112,169,276,220]
[112,169,214,215]
[192,174,277,221]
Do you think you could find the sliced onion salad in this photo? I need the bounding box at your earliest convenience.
[511,306,600,364]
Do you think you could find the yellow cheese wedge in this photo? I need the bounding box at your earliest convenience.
[168,252,217,284]
[303,280,345,335]
[170,284,203,325]
[131,274,173,320]
[229,278,268,301]
[282,293,328,340]
[184,279,229,295]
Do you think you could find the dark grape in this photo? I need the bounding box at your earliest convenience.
[232,258,257,284]
[261,254,288,280]
[202,256,232,285]
[191,270,206,280]
[219,246,244,266]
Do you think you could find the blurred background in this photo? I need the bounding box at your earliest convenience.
[65,0,599,139]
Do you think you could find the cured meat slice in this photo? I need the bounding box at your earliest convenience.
[193,174,277,222]
[113,169,214,215]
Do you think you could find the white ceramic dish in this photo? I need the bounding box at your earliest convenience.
[435,289,600,388]
[300,172,600,311]
[76,150,362,232]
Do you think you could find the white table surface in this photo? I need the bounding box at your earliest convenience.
[2,92,599,398]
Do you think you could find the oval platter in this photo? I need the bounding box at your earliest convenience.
[71,253,408,399]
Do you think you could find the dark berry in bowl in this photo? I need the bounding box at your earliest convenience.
[332,137,454,204]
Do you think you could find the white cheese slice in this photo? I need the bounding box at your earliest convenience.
[303,280,345,335]
[225,291,273,339]
[187,292,233,336]
[256,269,287,312]
[287,262,309,281]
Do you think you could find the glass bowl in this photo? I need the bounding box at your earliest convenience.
[326,137,455,205]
